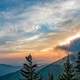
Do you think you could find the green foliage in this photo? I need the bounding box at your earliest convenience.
[21,54,40,80]
[58,55,76,80]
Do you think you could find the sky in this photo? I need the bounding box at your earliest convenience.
[0,0,80,65]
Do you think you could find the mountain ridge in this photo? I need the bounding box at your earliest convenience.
[0,53,76,80]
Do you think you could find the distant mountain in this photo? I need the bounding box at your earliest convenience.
[0,54,76,80]
[0,64,21,77]
[55,37,80,53]
[39,53,76,80]
[0,37,79,80]
[0,71,21,80]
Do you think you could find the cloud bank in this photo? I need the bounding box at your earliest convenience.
[0,0,80,52]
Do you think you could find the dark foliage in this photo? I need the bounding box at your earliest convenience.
[21,54,40,80]
[75,52,80,80]
[58,54,76,80]
[48,72,54,80]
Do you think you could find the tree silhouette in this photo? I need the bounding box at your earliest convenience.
[58,54,76,80]
[21,54,40,80]
[75,52,80,80]
[48,72,54,80]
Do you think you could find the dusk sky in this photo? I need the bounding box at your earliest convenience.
[0,0,80,65]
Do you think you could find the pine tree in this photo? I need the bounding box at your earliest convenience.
[21,54,40,80]
[48,72,54,80]
[58,54,76,80]
[75,52,80,80]
[39,77,43,80]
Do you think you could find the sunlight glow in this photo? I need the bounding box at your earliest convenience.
[59,33,80,46]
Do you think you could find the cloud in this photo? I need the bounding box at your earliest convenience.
[40,47,53,52]
[0,0,80,51]
[17,33,42,42]
[59,32,80,46]
[0,0,80,32]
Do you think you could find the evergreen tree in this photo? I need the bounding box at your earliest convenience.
[21,54,40,80]
[48,72,54,80]
[58,54,76,80]
[39,76,43,80]
[75,52,80,80]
